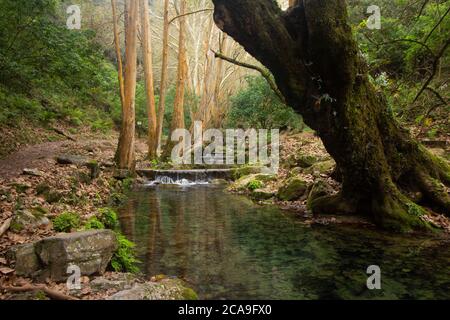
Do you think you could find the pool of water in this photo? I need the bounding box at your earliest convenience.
[118,184,450,300]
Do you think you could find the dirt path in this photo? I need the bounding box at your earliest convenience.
[0,140,74,180]
[0,136,149,181]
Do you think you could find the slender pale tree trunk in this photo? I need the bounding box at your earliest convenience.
[140,0,158,159]
[164,0,187,158]
[111,0,126,162]
[156,0,170,155]
[117,0,139,170]
[111,0,125,106]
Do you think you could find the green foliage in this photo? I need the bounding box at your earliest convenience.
[348,0,449,135]
[226,76,304,130]
[83,216,105,230]
[53,212,80,232]
[246,180,264,191]
[110,233,140,274]
[98,207,119,230]
[0,0,120,128]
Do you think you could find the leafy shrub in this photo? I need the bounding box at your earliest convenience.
[83,217,105,230]
[110,233,140,274]
[53,212,80,232]
[98,208,119,230]
[226,76,304,130]
[246,180,264,191]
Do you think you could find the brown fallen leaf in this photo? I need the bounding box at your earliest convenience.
[0,257,7,265]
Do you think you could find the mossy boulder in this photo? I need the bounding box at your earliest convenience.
[297,155,318,168]
[231,166,262,180]
[307,180,335,210]
[251,189,275,201]
[228,174,259,192]
[277,178,308,201]
[254,174,277,182]
[11,209,50,232]
[305,160,335,176]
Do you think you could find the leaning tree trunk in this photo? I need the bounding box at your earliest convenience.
[212,0,450,231]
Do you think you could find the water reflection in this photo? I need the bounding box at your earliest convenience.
[118,185,450,300]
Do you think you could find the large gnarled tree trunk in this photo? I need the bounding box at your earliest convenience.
[212,0,450,231]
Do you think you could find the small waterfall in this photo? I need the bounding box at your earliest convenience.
[145,175,210,186]
[138,169,233,186]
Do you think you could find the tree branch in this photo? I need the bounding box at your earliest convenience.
[413,38,450,103]
[212,49,286,103]
[169,8,213,25]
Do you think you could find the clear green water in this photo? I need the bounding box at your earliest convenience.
[119,185,450,300]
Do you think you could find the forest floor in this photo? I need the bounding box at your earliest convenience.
[0,131,149,300]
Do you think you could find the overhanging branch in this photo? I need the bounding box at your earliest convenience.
[211,50,286,103]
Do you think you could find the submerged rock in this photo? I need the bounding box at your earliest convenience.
[107,278,198,300]
[9,230,117,281]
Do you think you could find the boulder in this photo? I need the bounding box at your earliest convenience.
[90,273,137,293]
[7,243,41,277]
[304,160,335,176]
[277,178,308,201]
[297,155,318,168]
[56,154,90,166]
[251,189,275,201]
[231,166,262,180]
[107,279,198,300]
[9,230,117,281]
[10,209,50,232]
[307,180,335,210]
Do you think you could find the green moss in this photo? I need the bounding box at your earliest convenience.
[44,191,63,204]
[53,212,81,232]
[35,291,48,300]
[13,183,30,194]
[30,206,48,219]
[297,155,318,168]
[278,178,308,201]
[251,190,274,201]
[182,287,199,300]
[10,221,24,232]
[232,166,262,180]
[406,202,425,217]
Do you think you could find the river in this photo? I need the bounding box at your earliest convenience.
[118,184,450,300]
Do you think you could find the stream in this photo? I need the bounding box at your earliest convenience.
[118,184,450,300]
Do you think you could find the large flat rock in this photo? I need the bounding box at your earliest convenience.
[9,230,117,281]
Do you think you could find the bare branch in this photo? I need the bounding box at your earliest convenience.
[212,49,286,103]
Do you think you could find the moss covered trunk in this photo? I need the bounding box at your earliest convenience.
[212,0,450,231]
